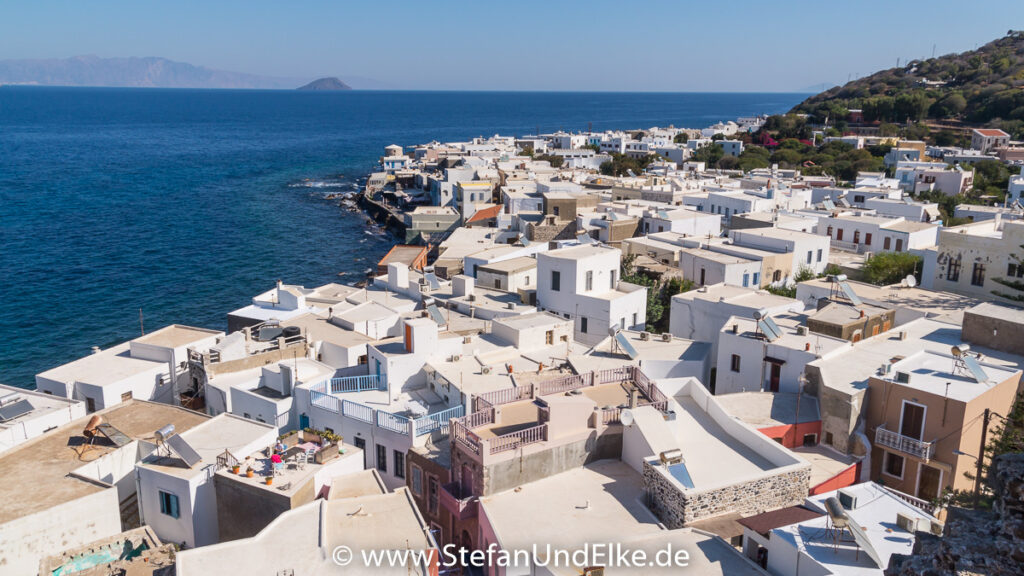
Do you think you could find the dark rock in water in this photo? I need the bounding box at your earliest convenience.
[297,77,352,91]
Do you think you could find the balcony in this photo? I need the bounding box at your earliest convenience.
[875,426,935,460]
[440,482,477,520]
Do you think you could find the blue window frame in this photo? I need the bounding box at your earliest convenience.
[159,491,179,519]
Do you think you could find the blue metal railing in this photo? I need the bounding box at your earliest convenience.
[413,405,466,436]
[377,410,412,435]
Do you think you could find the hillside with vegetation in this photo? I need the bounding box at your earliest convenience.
[791,31,1024,138]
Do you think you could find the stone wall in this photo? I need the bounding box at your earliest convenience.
[887,453,1024,575]
[527,220,577,243]
[642,460,810,528]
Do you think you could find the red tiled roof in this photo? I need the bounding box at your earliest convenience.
[974,129,1009,137]
[737,505,824,535]
[467,205,502,223]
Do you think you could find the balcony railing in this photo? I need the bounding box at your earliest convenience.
[875,426,935,460]
[412,405,465,436]
[440,482,477,520]
[489,423,548,455]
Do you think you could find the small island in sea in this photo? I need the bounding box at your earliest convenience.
[296,76,352,91]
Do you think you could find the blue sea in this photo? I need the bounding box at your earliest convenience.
[0,88,806,387]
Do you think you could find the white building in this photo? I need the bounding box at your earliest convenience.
[923,219,1024,304]
[971,128,1010,153]
[35,324,223,412]
[731,228,833,277]
[536,244,647,345]
[641,207,721,237]
[0,384,85,454]
[816,213,939,254]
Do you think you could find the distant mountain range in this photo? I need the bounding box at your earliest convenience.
[0,56,384,90]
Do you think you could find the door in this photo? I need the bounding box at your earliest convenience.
[900,402,926,440]
[769,363,781,392]
[918,464,942,501]
[299,413,310,431]
[354,437,367,468]
[699,268,706,286]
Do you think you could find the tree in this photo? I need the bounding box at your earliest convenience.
[862,252,922,285]
[992,244,1024,302]
[534,153,564,168]
[692,143,724,167]
[673,133,689,144]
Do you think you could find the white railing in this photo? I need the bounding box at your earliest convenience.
[377,411,411,436]
[489,424,548,455]
[413,405,466,436]
[875,427,935,460]
[341,399,374,423]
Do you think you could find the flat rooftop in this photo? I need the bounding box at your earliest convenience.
[882,350,1020,402]
[480,460,764,575]
[720,391,821,428]
[477,256,537,274]
[36,342,162,386]
[773,483,938,576]
[140,413,275,479]
[798,277,982,323]
[0,384,81,427]
[222,443,364,498]
[809,317,1024,396]
[133,324,222,349]
[282,313,374,347]
[668,397,775,487]
[0,400,208,523]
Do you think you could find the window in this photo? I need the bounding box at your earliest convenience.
[585,270,593,291]
[551,270,560,291]
[493,279,501,289]
[86,397,96,413]
[947,258,961,282]
[120,391,133,402]
[1009,262,1024,278]
[884,452,905,479]
[853,230,860,244]
[580,317,588,334]
[159,491,180,519]
[836,229,844,241]
[632,312,637,326]
[826,226,833,237]
[752,272,759,286]
[773,269,782,282]
[806,251,812,264]
[895,238,903,252]
[393,450,405,479]
[428,476,440,514]
[816,248,823,262]
[730,354,741,372]
[971,263,986,287]
[376,444,387,473]
[411,466,423,495]
[742,273,750,288]
[552,206,560,216]
[524,275,530,285]
[610,269,617,289]
[864,233,872,246]
[884,237,891,250]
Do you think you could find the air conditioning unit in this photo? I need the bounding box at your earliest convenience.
[463,335,473,344]
[506,302,515,310]
[837,489,858,510]
[468,294,476,302]
[640,332,651,341]
[481,366,492,375]
[660,332,672,342]
[896,512,919,533]
[451,354,462,362]
[879,363,892,375]
[796,326,807,336]
[928,520,944,536]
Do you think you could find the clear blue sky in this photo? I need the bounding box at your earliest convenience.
[1,0,1021,91]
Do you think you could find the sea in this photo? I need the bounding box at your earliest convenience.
[0,87,807,387]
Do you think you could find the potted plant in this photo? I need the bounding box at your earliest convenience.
[265,476,273,486]
[231,464,240,474]
[245,467,254,478]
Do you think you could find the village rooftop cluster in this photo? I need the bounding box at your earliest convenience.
[3,117,1024,576]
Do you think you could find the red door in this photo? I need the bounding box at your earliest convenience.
[769,363,781,392]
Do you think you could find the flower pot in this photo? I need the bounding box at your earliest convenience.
[265,477,273,486]
[231,466,240,474]
[246,470,254,478]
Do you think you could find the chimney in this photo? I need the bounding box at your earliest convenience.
[805,342,811,351]
[453,275,475,298]
[388,263,410,290]
[859,309,865,318]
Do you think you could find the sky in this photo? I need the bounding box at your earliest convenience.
[1,1,1022,92]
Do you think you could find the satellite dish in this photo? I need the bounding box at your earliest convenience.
[905,275,917,288]
[620,409,635,427]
